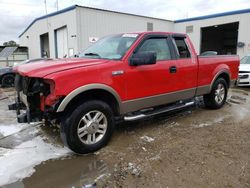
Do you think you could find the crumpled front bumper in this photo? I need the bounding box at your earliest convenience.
[9,74,43,123]
[8,92,40,123]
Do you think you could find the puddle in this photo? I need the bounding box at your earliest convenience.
[0,133,70,186]
[1,87,250,187]
[5,156,112,188]
[0,91,70,186]
[192,115,230,128]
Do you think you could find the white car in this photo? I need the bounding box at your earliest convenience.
[238,55,250,86]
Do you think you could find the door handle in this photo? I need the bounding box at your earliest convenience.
[169,66,177,73]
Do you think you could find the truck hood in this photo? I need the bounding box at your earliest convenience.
[16,58,109,77]
[239,64,250,72]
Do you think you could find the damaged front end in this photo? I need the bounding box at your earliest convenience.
[9,74,58,123]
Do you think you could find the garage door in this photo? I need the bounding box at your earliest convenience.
[55,26,68,58]
[200,22,239,55]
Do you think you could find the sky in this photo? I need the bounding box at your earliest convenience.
[0,0,249,44]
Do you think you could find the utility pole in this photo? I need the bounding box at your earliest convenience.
[44,0,48,15]
[44,0,49,29]
[55,0,59,11]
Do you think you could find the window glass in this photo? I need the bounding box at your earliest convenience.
[147,22,153,31]
[79,34,138,60]
[241,56,250,64]
[137,38,171,60]
[174,38,191,58]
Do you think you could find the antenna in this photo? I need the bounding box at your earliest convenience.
[44,0,49,29]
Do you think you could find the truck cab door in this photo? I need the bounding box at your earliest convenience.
[123,36,181,112]
[122,35,199,113]
[170,36,198,92]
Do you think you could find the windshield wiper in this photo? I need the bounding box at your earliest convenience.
[84,52,101,58]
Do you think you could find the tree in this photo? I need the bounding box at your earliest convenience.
[3,40,19,46]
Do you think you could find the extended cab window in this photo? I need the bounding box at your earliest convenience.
[136,38,171,60]
[173,37,191,59]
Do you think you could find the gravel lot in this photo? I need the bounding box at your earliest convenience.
[1,87,250,188]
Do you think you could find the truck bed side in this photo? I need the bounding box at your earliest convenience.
[196,55,239,95]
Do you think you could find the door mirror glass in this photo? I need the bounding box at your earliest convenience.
[130,51,157,66]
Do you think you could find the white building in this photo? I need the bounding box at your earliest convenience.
[174,9,250,58]
[19,5,250,59]
[19,5,173,59]
[0,46,28,68]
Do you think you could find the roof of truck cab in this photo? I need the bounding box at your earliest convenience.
[121,31,186,36]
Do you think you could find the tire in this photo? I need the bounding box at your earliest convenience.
[203,78,228,109]
[1,74,15,87]
[60,100,114,154]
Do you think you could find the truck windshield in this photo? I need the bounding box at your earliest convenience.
[79,34,139,60]
[240,56,250,64]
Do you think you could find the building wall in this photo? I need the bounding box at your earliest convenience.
[19,7,174,59]
[0,52,29,68]
[19,9,78,59]
[19,6,250,59]
[174,13,250,58]
[75,7,174,52]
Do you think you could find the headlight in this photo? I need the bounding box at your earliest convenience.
[42,79,55,96]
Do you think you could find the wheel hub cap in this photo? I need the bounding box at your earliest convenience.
[77,110,107,145]
[215,83,225,104]
[87,122,99,134]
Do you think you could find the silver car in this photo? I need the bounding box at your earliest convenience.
[238,55,250,86]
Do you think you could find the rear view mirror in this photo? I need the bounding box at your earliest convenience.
[130,51,156,66]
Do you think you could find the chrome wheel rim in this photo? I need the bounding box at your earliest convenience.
[77,110,107,145]
[215,83,225,104]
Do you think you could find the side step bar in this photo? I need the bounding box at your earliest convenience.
[124,101,195,121]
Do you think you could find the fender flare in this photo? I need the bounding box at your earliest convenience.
[56,84,122,112]
[209,70,231,92]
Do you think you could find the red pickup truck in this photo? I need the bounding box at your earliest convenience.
[10,32,239,154]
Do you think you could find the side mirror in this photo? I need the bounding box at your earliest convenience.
[130,51,157,66]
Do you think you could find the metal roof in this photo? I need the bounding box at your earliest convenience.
[18,4,250,37]
[18,4,171,38]
[19,5,76,38]
[0,47,17,58]
[175,8,250,23]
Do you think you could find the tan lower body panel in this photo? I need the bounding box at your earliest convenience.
[195,79,236,96]
[120,83,220,114]
[120,88,196,114]
[195,85,210,96]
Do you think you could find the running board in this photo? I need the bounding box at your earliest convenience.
[124,101,195,121]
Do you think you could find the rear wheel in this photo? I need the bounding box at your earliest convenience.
[1,74,15,87]
[60,100,114,154]
[203,78,228,109]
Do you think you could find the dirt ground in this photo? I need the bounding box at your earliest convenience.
[1,86,250,188]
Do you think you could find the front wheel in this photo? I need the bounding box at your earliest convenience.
[203,78,228,109]
[60,100,114,154]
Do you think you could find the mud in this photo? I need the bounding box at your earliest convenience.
[1,87,250,188]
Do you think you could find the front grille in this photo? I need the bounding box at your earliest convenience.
[238,82,249,85]
[22,77,30,95]
[239,74,249,79]
[15,74,32,95]
[14,74,23,92]
[239,71,250,73]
